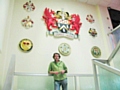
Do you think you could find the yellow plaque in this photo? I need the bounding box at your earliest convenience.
[19,39,33,52]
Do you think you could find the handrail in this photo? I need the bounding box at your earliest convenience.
[93,60,120,75]
[107,24,120,35]
[14,72,94,77]
[108,40,120,63]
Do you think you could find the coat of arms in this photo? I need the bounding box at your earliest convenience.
[89,28,97,37]
[21,16,34,29]
[91,46,101,58]
[23,0,35,12]
[42,8,82,39]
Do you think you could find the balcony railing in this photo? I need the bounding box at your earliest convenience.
[93,41,120,90]
[13,73,95,90]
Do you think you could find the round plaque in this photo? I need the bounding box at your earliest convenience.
[58,43,71,56]
[91,46,101,58]
[19,39,33,52]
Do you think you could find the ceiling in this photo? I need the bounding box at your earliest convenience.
[77,0,120,11]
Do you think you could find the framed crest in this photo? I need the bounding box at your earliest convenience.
[91,46,101,58]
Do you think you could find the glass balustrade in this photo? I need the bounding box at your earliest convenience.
[98,66,120,90]
[2,55,15,90]
[92,40,120,90]
[79,76,95,90]
[13,76,54,90]
[111,47,120,70]
[12,74,95,90]
[112,26,120,46]
[93,59,120,90]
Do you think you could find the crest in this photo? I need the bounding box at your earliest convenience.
[23,0,35,12]
[86,14,95,23]
[42,8,82,39]
[91,46,101,58]
[21,16,34,29]
[89,28,97,37]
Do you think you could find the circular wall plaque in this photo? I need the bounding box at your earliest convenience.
[91,46,101,58]
[19,39,33,52]
[58,43,71,56]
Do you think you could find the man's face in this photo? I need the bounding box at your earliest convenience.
[54,54,60,61]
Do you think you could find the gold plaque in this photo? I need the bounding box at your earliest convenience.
[19,39,33,52]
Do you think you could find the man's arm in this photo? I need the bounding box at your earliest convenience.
[48,62,59,75]
[63,62,68,73]
[61,62,68,74]
[49,71,59,75]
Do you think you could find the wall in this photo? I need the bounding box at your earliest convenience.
[0,0,9,51]
[97,6,113,52]
[0,0,11,89]
[0,0,113,89]
[9,0,112,73]
[0,0,15,89]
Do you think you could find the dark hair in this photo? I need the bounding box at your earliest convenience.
[53,53,61,59]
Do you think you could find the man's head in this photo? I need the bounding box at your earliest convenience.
[53,53,61,61]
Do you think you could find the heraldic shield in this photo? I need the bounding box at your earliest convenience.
[42,7,82,39]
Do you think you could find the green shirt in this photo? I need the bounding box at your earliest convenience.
[48,61,68,80]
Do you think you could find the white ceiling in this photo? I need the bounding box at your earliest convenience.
[77,0,120,11]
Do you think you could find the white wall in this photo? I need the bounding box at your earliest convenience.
[97,5,113,53]
[0,0,9,51]
[0,0,10,89]
[0,0,15,89]
[0,0,113,89]
[6,0,112,73]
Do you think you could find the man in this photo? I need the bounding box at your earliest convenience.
[48,53,68,90]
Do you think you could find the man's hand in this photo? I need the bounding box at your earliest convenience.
[60,70,65,74]
[53,71,59,75]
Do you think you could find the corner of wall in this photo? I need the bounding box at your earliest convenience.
[96,5,113,57]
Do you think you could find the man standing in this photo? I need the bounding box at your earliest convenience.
[48,53,68,90]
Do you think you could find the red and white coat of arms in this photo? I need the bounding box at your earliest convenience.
[42,7,82,39]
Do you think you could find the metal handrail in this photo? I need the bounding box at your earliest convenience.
[14,72,94,77]
[107,24,120,35]
[107,40,120,63]
[93,60,120,76]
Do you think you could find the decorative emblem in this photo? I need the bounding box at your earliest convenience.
[23,0,35,12]
[21,16,34,29]
[19,39,33,52]
[42,8,82,40]
[58,43,71,56]
[91,46,101,58]
[89,28,97,37]
[86,14,95,23]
